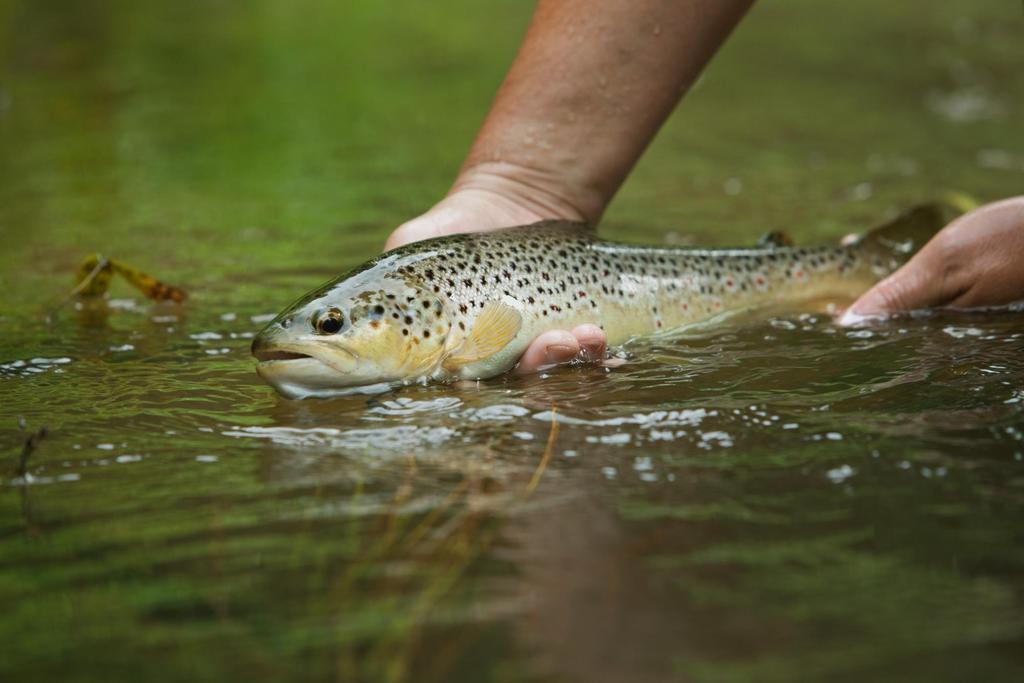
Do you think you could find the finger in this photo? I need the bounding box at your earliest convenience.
[839,269,932,324]
[839,248,951,324]
[515,330,582,375]
[384,221,443,251]
[570,324,607,362]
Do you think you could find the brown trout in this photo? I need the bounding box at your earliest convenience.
[252,205,951,398]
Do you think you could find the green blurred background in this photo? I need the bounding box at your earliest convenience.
[1,0,1021,306]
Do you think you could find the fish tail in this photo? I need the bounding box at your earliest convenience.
[854,200,965,265]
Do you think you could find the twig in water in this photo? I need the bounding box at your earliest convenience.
[525,406,559,495]
[16,424,48,477]
[47,255,110,321]
[48,253,188,321]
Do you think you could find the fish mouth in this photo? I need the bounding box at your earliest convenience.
[254,355,339,399]
[251,334,356,369]
[253,344,357,374]
[252,339,363,399]
[252,349,312,363]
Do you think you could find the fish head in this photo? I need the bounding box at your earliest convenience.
[252,262,451,398]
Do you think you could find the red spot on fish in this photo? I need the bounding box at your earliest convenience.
[578,291,587,298]
[838,265,845,274]
[682,302,689,310]
[795,270,804,279]
[756,276,765,286]
[657,320,663,328]
[726,278,734,288]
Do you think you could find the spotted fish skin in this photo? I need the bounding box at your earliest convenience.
[376,223,889,375]
[253,209,941,396]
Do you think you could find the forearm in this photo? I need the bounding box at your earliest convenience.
[454,0,755,224]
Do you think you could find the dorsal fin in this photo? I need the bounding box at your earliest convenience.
[757,231,795,248]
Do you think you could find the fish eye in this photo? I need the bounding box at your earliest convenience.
[314,308,345,335]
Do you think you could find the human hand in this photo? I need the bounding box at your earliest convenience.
[384,165,578,251]
[384,165,610,374]
[841,196,1024,324]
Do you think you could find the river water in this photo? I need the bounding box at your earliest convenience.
[2,1,1023,681]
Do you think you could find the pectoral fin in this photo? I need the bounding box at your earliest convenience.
[443,301,522,371]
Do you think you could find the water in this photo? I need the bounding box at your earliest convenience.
[2,1,1023,681]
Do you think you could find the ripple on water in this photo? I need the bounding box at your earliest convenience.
[6,472,82,487]
[942,325,985,339]
[366,396,464,417]
[0,356,72,377]
[533,407,711,428]
[222,424,459,451]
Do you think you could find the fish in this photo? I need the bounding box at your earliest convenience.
[251,203,954,398]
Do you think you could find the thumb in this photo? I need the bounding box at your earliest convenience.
[839,251,951,324]
[384,217,448,252]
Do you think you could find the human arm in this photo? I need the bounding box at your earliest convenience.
[385,0,755,371]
